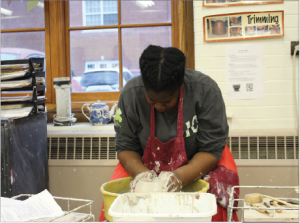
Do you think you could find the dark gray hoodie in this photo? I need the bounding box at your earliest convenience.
[114,68,228,160]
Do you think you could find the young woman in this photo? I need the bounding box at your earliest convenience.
[99,45,239,222]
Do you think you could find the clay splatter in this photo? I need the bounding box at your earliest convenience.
[203,175,211,181]
[154,161,160,173]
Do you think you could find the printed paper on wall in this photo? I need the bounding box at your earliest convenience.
[226,44,264,100]
[203,11,284,42]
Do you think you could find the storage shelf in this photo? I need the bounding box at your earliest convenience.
[2,84,45,92]
[1,58,46,116]
[1,98,46,105]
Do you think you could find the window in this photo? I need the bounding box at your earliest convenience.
[83,1,118,26]
[1,0,50,100]
[99,64,107,69]
[67,0,177,101]
[87,64,95,70]
[1,1,190,111]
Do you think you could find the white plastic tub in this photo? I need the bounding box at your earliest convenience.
[108,192,217,222]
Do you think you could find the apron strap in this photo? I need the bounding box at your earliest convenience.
[150,86,184,137]
[177,86,183,137]
[150,106,155,137]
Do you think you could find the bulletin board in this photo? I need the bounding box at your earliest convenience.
[203,0,283,7]
[203,11,284,42]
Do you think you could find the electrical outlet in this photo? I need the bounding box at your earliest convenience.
[291,41,299,55]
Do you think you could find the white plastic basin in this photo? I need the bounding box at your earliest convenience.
[108,192,217,222]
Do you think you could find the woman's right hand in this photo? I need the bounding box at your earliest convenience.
[130,170,157,192]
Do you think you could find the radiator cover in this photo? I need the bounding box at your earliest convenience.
[47,136,298,161]
[47,124,299,166]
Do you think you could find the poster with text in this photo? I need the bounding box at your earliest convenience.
[203,0,283,7]
[204,11,283,42]
[226,44,264,100]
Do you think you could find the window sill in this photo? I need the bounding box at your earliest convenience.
[47,122,116,135]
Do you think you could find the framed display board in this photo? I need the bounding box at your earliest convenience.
[203,11,284,42]
[203,0,283,7]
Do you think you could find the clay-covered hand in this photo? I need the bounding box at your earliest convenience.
[130,170,157,192]
[158,171,182,192]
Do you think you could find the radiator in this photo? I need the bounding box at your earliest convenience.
[226,136,299,160]
[47,136,117,160]
[47,135,298,165]
[47,123,299,166]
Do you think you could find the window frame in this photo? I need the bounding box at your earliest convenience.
[1,1,194,114]
[62,1,180,105]
[82,1,118,27]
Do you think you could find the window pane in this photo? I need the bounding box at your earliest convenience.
[1,32,46,91]
[122,26,172,77]
[86,15,101,26]
[87,64,95,70]
[103,1,118,13]
[70,29,119,92]
[103,14,118,25]
[1,32,45,59]
[1,0,45,29]
[70,1,118,27]
[121,1,171,25]
[86,1,100,13]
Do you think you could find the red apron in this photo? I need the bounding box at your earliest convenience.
[141,86,188,174]
[204,144,240,222]
[99,86,239,221]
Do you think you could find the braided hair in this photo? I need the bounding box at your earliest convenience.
[139,45,186,94]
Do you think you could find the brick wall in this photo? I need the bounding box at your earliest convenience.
[194,1,299,132]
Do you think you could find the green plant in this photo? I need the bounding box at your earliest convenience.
[27,0,40,12]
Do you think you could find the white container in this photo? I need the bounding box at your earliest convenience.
[53,77,72,119]
[108,192,217,222]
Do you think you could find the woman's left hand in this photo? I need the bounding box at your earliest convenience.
[158,171,182,192]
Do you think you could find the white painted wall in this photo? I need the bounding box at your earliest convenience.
[194,1,299,135]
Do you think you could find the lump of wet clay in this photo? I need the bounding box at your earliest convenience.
[134,176,168,193]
